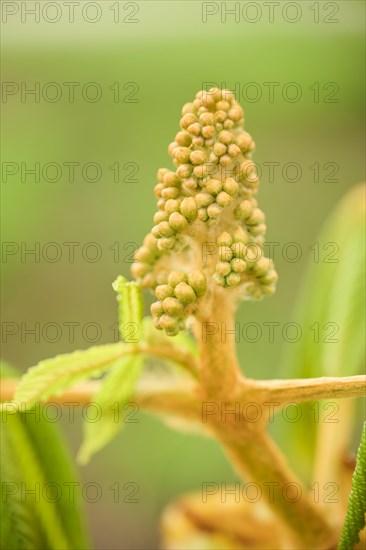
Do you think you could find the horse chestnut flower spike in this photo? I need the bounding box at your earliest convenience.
[131,89,278,335]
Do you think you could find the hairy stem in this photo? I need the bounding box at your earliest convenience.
[194,298,338,548]
[194,293,243,400]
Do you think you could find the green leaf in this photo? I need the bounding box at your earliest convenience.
[13,342,128,407]
[279,185,366,478]
[0,364,90,550]
[338,422,366,549]
[113,276,143,343]
[77,354,143,464]
[286,183,365,380]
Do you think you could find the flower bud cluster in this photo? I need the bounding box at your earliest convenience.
[131,89,277,334]
[150,270,207,336]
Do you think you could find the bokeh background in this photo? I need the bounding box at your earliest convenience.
[1,1,365,548]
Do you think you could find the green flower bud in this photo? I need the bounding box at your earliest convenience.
[176,164,193,178]
[175,131,192,147]
[166,326,180,336]
[219,154,231,166]
[190,150,206,165]
[217,232,233,247]
[150,301,164,317]
[218,130,232,145]
[159,314,180,332]
[231,241,247,260]
[161,187,180,200]
[157,237,176,250]
[228,106,243,121]
[174,147,191,164]
[214,142,226,156]
[131,262,150,278]
[223,119,235,130]
[157,168,169,183]
[207,203,222,219]
[151,225,162,239]
[169,211,188,231]
[226,272,241,287]
[143,233,158,252]
[236,132,253,151]
[227,144,241,158]
[164,172,181,187]
[233,227,250,244]
[213,272,225,286]
[187,122,202,136]
[197,207,208,221]
[183,177,198,191]
[192,136,204,147]
[253,257,271,276]
[188,270,207,297]
[216,261,231,277]
[165,199,180,215]
[153,317,162,330]
[216,100,231,112]
[182,103,195,115]
[231,258,246,273]
[202,126,215,139]
[218,245,233,262]
[205,179,222,195]
[223,178,239,196]
[174,282,196,305]
[155,284,175,300]
[235,200,253,220]
[199,112,215,126]
[154,211,169,224]
[193,165,207,178]
[196,193,214,208]
[168,271,188,287]
[162,297,184,316]
[135,246,154,264]
[260,270,278,285]
[216,191,233,208]
[154,183,165,197]
[250,223,267,236]
[245,244,262,264]
[247,208,265,225]
[180,197,197,222]
[181,113,197,129]
[158,221,176,237]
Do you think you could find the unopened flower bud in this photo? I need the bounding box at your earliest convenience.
[180,197,197,222]
[190,150,206,165]
[217,232,233,247]
[169,211,188,231]
[168,271,188,288]
[162,297,184,316]
[216,191,233,208]
[226,272,241,287]
[159,314,179,332]
[150,301,164,317]
[205,179,222,195]
[223,178,239,196]
[216,261,231,277]
[155,284,174,300]
[187,270,207,297]
[231,258,246,273]
[174,282,196,305]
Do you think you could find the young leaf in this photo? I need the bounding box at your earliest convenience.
[13,342,128,407]
[338,423,366,549]
[1,364,90,550]
[77,354,143,464]
[280,184,365,477]
[113,276,143,343]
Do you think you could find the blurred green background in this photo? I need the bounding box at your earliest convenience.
[1,1,365,548]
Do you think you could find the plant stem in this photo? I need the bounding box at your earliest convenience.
[194,296,338,549]
[194,293,243,400]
